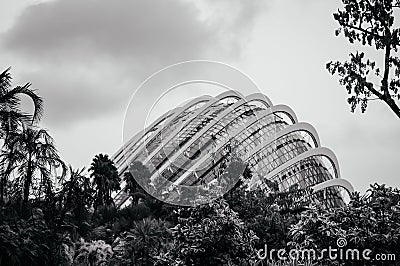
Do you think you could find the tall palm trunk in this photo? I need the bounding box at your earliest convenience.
[1,170,9,205]
[23,153,33,205]
[0,166,5,204]
[1,153,15,205]
[0,176,4,205]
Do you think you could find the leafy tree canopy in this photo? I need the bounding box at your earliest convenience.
[327,0,400,118]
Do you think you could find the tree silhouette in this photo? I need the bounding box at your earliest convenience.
[0,68,43,204]
[327,0,400,118]
[89,154,120,207]
[58,166,94,230]
[1,126,66,206]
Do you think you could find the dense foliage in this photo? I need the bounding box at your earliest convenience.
[289,183,400,266]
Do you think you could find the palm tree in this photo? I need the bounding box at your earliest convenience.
[1,126,66,205]
[58,166,94,227]
[89,154,120,208]
[0,68,43,204]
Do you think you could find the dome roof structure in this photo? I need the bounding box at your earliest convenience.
[112,91,353,208]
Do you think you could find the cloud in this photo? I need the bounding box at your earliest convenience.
[0,0,265,127]
[194,0,266,56]
[22,65,126,125]
[3,0,210,63]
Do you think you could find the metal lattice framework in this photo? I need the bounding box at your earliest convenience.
[112,91,354,208]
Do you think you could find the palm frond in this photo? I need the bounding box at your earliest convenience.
[0,67,12,92]
[10,83,44,124]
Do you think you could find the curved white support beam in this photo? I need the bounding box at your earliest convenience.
[267,147,340,179]
[226,104,298,139]
[311,178,354,195]
[251,104,298,125]
[240,92,273,108]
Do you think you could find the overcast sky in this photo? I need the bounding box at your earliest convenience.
[1,0,399,193]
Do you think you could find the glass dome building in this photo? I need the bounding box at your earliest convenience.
[112,91,353,208]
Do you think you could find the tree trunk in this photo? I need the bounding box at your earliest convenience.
[23,154,33,205]
[380,31,400,119]
[384,97,400,119]
[23,174,32,205]
[0,169,5,205]
[0,177,3,205]
[1,160,13,205]
[58,179,76,228]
